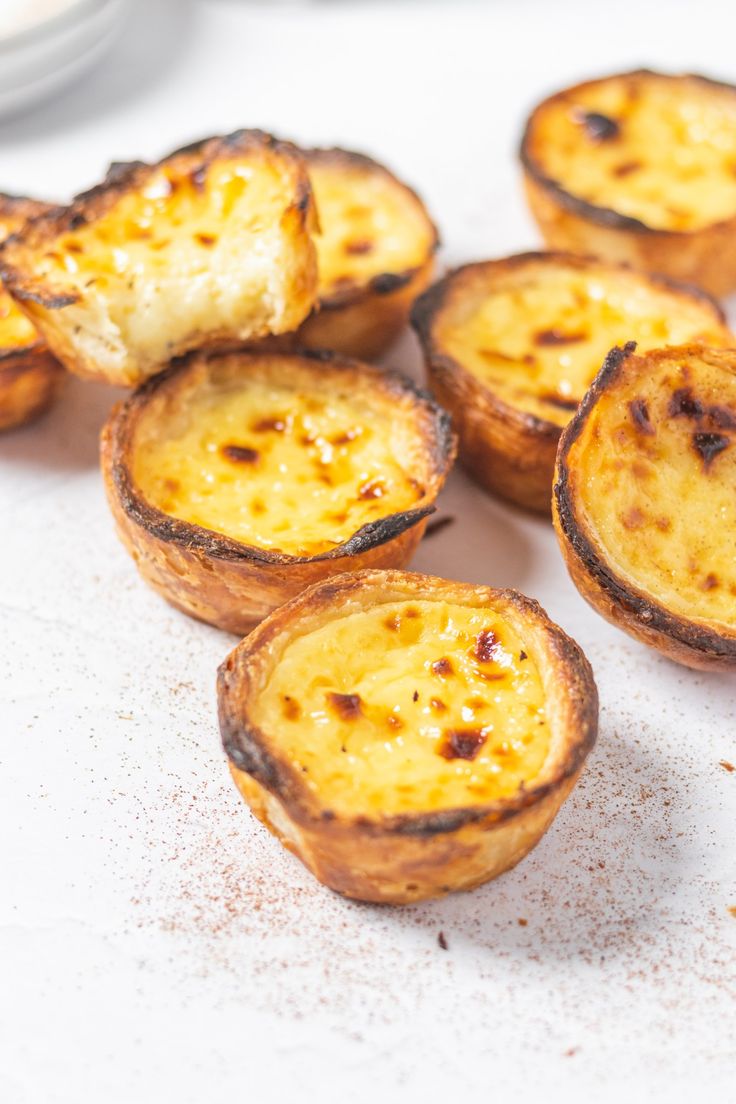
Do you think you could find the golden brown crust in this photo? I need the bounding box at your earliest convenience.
[0,131,318,385]
[412,252,730,513]
[553,342,736,669]
[521,70,736,297]
[100,349,456,635]
[292,147,438,360]
[0,193,64,431]
[0,344,64,432]
[218,569,598,903]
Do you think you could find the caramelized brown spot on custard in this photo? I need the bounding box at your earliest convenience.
[655,516,672,532]
[221,444,259,464]
[252,416,287,433]
[359,479,385,499]
[709,405,736,430]
[438,728,487,761]
[629,398,655,435]
[534,328,586,347]
[519,650,528,661]
[613,159,642,177]
[692,431,730,468]
[251,498,266,515]
[327,692,363,720]
[344,238,374,255]
[431,658,454,677]
[384,613,401,632]
[577,109,620,141]
[632,460,652,480]
[622,506,645,530]
[282,695,300,721]
[430,697,447,713]
[195,232,217,247]
[473,629,499,663]
[404,608,420,619]
[66,242,84,254]
[386,714,404,730]
[331,428,359,445]
[669,388,703,419]
[163,477,180,493]
[700,573,719,591]
[412,690,419,702]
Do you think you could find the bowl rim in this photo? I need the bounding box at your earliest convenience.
[0,0,124,55]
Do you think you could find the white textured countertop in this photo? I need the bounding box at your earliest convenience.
[0,2,734,1101]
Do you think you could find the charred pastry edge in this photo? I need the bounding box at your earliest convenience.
[410,250,727,441]
[0,129,315,310]
[554,341,736,663]
[301,145,440,310]
[218,569,599,837]
[520,69,736,238]
[0,191,55,233]
[0,194,64,388]
[107,346,456,567]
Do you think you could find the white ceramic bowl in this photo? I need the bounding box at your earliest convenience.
[0,0,132,118]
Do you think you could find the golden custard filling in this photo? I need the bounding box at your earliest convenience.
[437,264,728,426]
[574,352,736,626]
[0,211,41,352]
[308,156,433,297]
[31,159,307,356]
[254,600,549,817]
[530,74,736,231]
[132,376,423,556]
[0,292,37,351]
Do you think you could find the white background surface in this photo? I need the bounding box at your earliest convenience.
[1,2,735,1101]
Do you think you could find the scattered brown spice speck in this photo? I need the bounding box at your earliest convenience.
[719,760,735,773]
[518,918,528,927]
[437,931,448,950]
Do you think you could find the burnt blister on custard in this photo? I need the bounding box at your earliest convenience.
[629,398,655,435]
[576,109,621,142]
[438,728,488,762]
[327,691,364,720]
[692,431,730,468]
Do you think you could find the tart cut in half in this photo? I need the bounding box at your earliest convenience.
[554,342,736,670]
[294,147,438,360]
[218,569,598,904]
[521,70,736,297]
[0,193,64,431]
[0,130,318,387]
[411,252,731,512]
[101,349,455,635]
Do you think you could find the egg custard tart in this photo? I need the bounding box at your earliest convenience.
[0,131,318,387]
[101,350,455,634]
[0,194,63,431]
[293,147,437,360]
[218,569,598,904]
[521,71,736,296]
[412,252,731,512]
[554,342,736,669]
